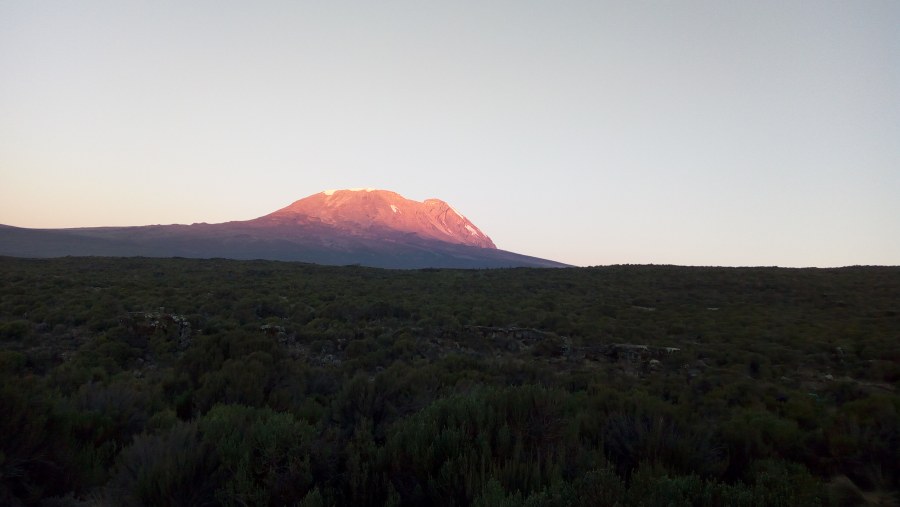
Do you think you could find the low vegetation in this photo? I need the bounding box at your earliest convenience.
[1,256,898,506]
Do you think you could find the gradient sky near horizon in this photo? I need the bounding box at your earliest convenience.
[2,1,898,267]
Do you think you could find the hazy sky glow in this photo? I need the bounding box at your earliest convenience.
[2,1,898,267]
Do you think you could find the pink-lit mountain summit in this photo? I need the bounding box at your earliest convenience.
[0,189,567,268]
[261,189,496,249]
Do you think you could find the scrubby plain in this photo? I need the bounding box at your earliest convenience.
[1,257,898,506]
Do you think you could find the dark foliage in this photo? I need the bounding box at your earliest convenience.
[1,256,898,505]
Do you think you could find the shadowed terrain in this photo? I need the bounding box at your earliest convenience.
[1,257,897,505]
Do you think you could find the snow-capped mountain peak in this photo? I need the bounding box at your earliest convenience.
[262,189,497,249]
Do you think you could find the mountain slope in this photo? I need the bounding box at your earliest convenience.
[258,189,496,249]
[0,190,568,268]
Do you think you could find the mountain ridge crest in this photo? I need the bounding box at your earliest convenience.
[260,189,496,249]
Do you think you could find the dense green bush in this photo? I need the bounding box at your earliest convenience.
[0,257,897,505]
[105,421,220,506]
[199,404,315,506]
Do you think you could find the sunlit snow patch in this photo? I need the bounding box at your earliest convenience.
[448,204,465,219]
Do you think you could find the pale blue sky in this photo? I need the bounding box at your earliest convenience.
[1,1,898,267]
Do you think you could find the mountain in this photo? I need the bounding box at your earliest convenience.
[0,189,569,269]
[259,189,496,249]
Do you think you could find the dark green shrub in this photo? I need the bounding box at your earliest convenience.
[199,404,314,506]
[105,421,220,506]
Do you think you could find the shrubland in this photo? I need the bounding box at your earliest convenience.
[1,257,898,506]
